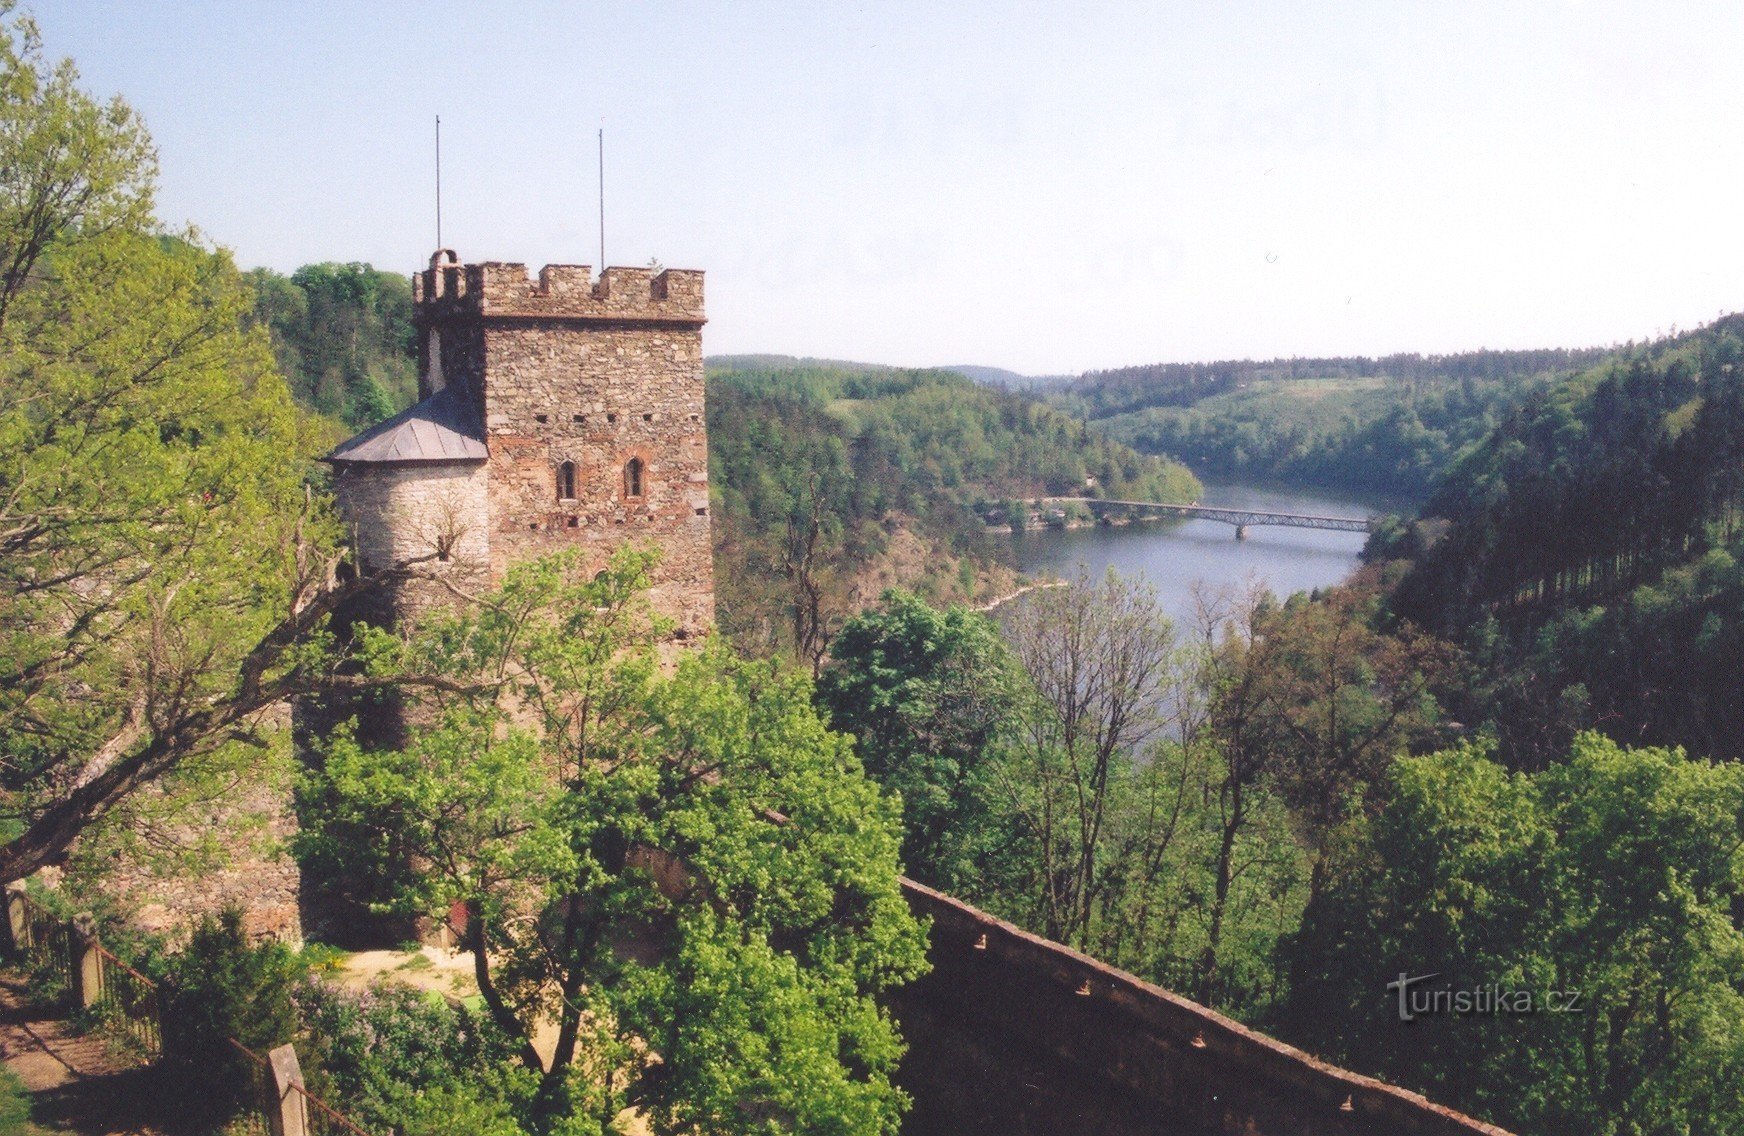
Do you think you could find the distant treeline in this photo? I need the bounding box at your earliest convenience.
[1057,347,1615,418]
[1049,346,1618,498]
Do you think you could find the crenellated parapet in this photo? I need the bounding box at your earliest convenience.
[414,249,705,325]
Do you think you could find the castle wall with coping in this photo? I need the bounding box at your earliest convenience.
[893,879,1515,1136]
[414,258,705,324]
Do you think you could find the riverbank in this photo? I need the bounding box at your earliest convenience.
[975,580,1068,612]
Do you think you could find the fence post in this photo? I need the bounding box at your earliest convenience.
[70,913,101,1010]
[269,1043,309,1136]
[4,883,27,955]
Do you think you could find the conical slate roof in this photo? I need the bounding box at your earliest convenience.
[323,385,487,465]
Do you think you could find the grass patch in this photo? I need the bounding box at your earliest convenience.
[0,1066,44,1136]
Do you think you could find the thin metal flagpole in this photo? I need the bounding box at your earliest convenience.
[598,126,605,269]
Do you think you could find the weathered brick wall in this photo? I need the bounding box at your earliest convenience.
[893,880,1515,1136]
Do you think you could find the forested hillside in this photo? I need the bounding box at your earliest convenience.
[246,263,418,429]
[1053,348,1611,497]
[707,364,1199,661]
[1376,315,1744,768]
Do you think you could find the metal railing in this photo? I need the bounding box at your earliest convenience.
[16,892,73,996]
[293,1079,378,1136]
[231,1039,276,1136]
[87,942,163,1058]
[8,890,377,1136]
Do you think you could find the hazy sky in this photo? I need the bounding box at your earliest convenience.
[32,2,1744,374]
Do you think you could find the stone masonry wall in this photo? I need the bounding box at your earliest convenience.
[413,256,715,637]
[330,460,492,624]
[480,321,713,634]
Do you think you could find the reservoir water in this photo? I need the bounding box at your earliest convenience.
[1010,482,1402,624]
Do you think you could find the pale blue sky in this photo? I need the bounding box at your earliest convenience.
[33,2,1744,373]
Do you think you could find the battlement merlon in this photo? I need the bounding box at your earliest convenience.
[412,250,704,326]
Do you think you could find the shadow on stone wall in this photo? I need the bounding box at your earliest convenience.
[890,880,1514,1136]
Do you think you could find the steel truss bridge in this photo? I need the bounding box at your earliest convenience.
[1039,497,1374,539]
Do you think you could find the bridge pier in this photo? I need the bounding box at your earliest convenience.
[1235,525,1247,541]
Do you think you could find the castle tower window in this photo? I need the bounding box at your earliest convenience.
[624,457,644,499]
[557,460,577,501]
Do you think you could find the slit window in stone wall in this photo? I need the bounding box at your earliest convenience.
[624,457,644,499]
[557,460,577,501]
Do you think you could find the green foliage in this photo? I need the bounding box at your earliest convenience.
[0,1,155,330]
[245,261,418,428]
[816,591,1020,889]
[707,363,1198,660]
[1053,348,1608,497]
[0,1066,43,1136]
[1390,317,1744,767]
[163,910,299,1107]
[295,981,531,1136]
[1286,735,1744,1135]
[302,548,928,1135]
[0,10,343,883]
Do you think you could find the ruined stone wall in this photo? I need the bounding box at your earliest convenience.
[892,880,1514,1136]
[65,706,303,945]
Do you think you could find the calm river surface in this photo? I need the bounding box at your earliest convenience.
[1010,482,1408,624]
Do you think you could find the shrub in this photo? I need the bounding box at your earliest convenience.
[294,980,529,1135]
[161,909,298,1111]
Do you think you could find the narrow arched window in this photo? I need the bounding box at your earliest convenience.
[557,460,577,501]
[624,457,644,499]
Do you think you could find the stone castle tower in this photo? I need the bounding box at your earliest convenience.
[323,250,715,636]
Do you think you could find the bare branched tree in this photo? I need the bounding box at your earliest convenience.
[998,568,1179,947]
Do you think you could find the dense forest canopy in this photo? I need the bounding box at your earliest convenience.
[245,261,418,429]
[1372,314,1744,769]
[1049,346,1615,497]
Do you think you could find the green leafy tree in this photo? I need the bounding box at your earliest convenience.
[0,14,429,884]
[0,2,154,330]
[993,570,1180,950]
[246,261,418,427]
[1286,734,1744,1135]
[816,590,1019,889]
[306,550,928,1135]
[164,909,300,1111]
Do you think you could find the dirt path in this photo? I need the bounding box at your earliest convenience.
[0,975,176,1136]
